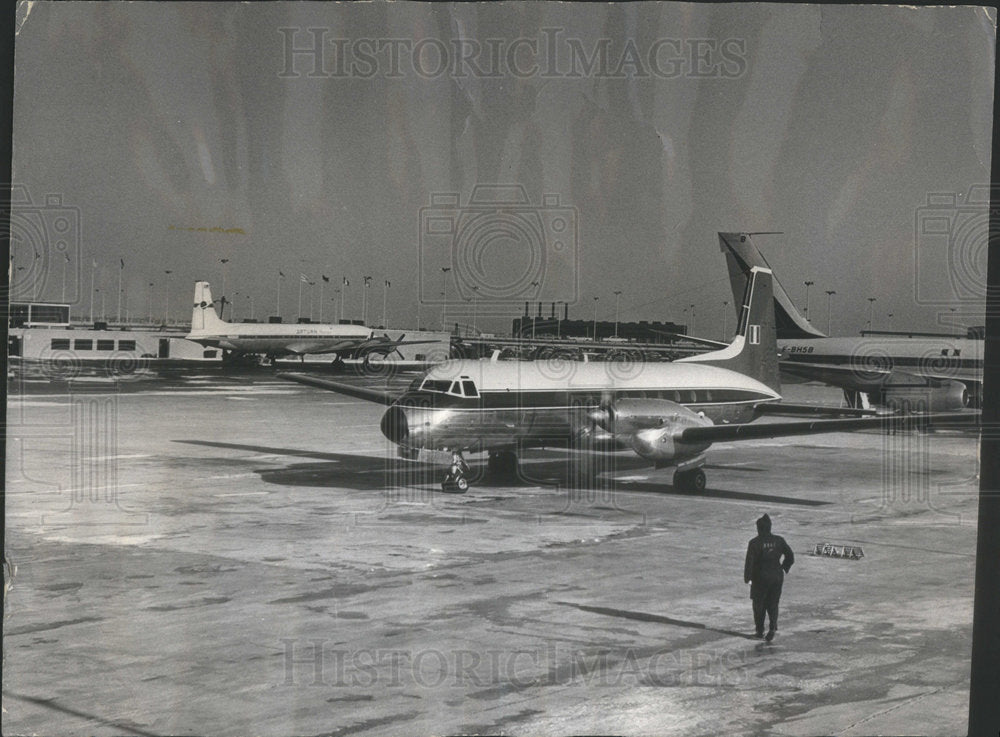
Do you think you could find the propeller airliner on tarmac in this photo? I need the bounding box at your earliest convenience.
[719,232,984,410]
[186,281,438,364]
[282,267,977,493]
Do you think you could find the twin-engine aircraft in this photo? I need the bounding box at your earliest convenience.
[186,281,437,364]
[719,232,984,410]
[282,267,976,493]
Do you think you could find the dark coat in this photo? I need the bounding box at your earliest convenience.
[744,532,794,599]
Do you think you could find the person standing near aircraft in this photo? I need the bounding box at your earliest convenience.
[744,514,794,641]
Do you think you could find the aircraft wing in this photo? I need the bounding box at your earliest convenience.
[753,402,879,417]
[279,372,398,405]
[649,329,729,348]
[284,340,370,356]
[678,411,979,444]
[779,359,892,389]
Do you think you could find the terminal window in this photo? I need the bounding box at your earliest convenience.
[96,340,115,351]
[74,339,93,351]
[50,338,70,350]
[118,340,136,351]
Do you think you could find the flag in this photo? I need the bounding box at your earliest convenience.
[343,277,349,286]
[364,276,372,287]
[441,266,451,273]
[385,280,391,287]
[322,275,330,283]
[64,253,70,262]
[300,274,309,283]
[165,270,173,275]
[120,258,125,269]
[279,270,285,277]
[220,258,229,264]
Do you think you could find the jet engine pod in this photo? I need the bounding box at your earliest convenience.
[879,378,969,413]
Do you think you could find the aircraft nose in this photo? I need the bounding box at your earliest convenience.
[380,405,409,445]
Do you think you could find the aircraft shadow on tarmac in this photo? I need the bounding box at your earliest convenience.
[175,440,828,506]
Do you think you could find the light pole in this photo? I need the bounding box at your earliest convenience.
[867,297,877,331]
[614,290,622,337]
[89,260,96,322]
[689,304,696,335]
[556,301,565,339]
[531,281,540,338]
[163,270,173,324]
[803,280,814,318]
[471,285,479,334]
[887,312,894,331]
[441,267,451,331]
[825,290,836,335]
[592,296,600,340]
[147,282,154,323]
[332,291,340,323]
[382,280,390,330]
[362,276,373,325]
[61,253,69,303]
[247,294,254,321]
[220,258,230,304]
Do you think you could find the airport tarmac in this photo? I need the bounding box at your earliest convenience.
[3,370,980,736]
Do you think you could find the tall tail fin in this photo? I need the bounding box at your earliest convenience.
[190,281,228,333]
[718,232,826,339]
[678,266,780,392]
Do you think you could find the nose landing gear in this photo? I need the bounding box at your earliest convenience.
[441,452,470,493]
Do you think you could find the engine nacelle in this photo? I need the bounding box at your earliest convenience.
[879,379,969,413]
[591,399,714,464]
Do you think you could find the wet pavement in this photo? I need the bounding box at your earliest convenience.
[3,372,979,735]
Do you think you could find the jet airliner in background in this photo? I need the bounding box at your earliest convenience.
[719,232,984,410]
[186,281,439,364]
[283,267,976,492]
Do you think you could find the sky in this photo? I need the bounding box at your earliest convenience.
[10,2,996,337]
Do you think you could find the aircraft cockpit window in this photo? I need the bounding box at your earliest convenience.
[461,380,479,398]
[421,379,453,393]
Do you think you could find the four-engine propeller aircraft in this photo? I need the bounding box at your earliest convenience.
[186,281,439,364]
[719,232,984,410]
[282,267,976,493]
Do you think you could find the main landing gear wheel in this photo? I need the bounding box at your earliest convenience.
[441,452,470,493]
[673,467,706,492]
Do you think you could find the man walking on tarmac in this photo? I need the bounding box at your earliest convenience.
[744,514,795,641]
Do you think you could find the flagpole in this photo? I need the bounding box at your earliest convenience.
[341,279,347,323]
[61,254,67,303]
[276,272,281,318]
[297,278,303,319]
[89,261,95,322]
[319,280,325,322]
